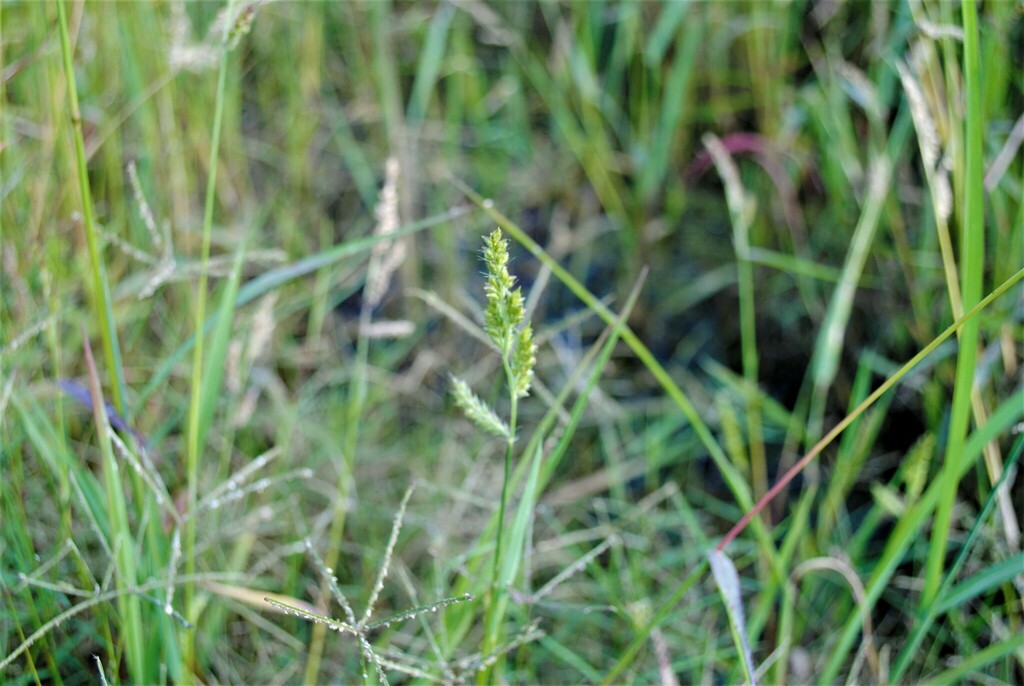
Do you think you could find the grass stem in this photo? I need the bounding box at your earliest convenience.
[183,0,237,674]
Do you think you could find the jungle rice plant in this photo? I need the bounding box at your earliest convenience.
[450,229,537,676]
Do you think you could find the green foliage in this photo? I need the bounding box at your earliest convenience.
[2,1,1022,684]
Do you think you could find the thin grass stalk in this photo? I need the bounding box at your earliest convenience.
[81,330,146,683]
[901,52,1021,589]
[55,0,126,414]
[55,0,139,675]
[183,0,236,673]
[488,272,647,682]
[923,0,985,606]
[477,367,519,684]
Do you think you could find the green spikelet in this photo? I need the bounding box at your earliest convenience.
[483,229,524,353]
[482,229,536,399]
[450,375,510,439]
[511,324,537,398]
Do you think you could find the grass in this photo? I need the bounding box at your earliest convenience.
[2,1,1022,684]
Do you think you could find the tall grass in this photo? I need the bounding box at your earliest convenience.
[923,0,987,608]
[181,0,237,675]
[2,2,1021,684]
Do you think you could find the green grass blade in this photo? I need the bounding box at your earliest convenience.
[936,551,1024,615]
[638,18,699,202]
[183,0,237,671]
[924,0,987,607]
[56,0,126,412]
[926,632,1024,686]
[195,240,247,460]
[644,0,690,63]
[807,107,911,441]
[891,434,1024,681]
[820,379,1024,683]
[484,440,543,647]
[407,2,454,125]
[537,267,647,501]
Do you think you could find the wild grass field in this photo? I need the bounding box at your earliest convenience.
[2,1,1023,684]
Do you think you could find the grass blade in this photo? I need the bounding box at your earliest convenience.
[196,240,247,461]
[924,0,987,606]
[926,632,1024,686]
[890,434,1024,681]
[56,0,126,413]
[717,265,1024,553]
[936,551,1024,615]
[81,329,146,683]
[183,0,238,669]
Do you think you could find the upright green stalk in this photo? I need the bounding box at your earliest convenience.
[183,0,237,673]
[923,0,984,606]
[56,0,125,413]
[449,230,536,683]
[56,0,143,677]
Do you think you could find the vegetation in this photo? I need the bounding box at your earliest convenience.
[2,1,1022,683]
